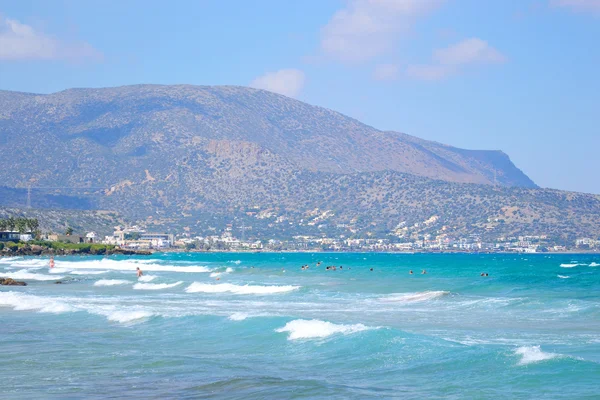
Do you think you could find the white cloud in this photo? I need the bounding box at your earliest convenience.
[372,63,400,81]
[320,0,445,63]
[0,16,101,62]
[433,38,506,65]
[250,69,306,98]
[406,38,506,81]
[550,0,600,14]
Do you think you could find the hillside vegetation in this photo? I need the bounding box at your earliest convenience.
[0,84,597,241]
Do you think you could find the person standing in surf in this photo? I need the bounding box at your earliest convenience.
[136,267,143,278]
[49,256,55,269]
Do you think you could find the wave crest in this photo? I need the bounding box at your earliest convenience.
[2,271,63,281]
[0,292,74,313]
[380,291,450,303]
[560,263,579,268]
[57,259,211,273]
[515,346,559,365]
[94,279,130,286]
[132,281,182,290]
[276,319,374,340]
[185,282,299,295]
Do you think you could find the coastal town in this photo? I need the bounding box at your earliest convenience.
[1,215,599,254]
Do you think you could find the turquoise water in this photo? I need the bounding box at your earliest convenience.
[1,253,599,399]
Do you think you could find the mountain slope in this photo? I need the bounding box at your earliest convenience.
[0,84,535,188]
[4,84,598,242]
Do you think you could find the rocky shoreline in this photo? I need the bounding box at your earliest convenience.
[0,278,27,286]
[0,245,152,257]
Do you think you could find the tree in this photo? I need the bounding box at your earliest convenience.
[6,217,16,232]
[16,218,27,234]
[27,218,39,233]
[65,227,74,236]
[0,219,7,231]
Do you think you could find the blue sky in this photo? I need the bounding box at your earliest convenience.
[0,0,598,193]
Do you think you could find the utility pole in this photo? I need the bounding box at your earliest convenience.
[239,225,251,243]
[26,184,31,209]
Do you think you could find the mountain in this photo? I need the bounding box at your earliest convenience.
[1,84,598,242]
[0,85,534,187]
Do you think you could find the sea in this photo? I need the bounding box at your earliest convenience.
[1,252,599,399]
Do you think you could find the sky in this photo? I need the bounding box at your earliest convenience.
[0,0,598,193]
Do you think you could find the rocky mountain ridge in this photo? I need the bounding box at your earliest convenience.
[2,84,598,242]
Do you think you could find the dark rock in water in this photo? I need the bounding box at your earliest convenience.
[54,281,63,284]
[0,278,27,286]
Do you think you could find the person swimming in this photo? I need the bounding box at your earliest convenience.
[370,268,373,271]
[421,269,427,274]
[136,267,143,278]
[49,256,55,269]
[409,270,413,275]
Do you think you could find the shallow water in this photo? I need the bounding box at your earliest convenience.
[1,253,599,399]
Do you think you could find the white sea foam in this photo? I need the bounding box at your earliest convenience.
[380,291,450,303]
[138,275,157,282]
[49,268,70,274]
[560,263,579,268]
[0,257,22,263]
[185,282,300,295]
[70,270,108,275]
[8,259,50,268]
[2,271,63,281]
[228,312,249,321]
[229,260,242,265]
[557,275,570,279]
[132,281,182,290]
[589,262,600,267]
[210,267,234,278]
[94,279,130,286]
[0,292,74,313]
[276,319,374,340]
[515,346,559,365]
[104,310,154,323]
[57,259,211,273]
[0,292,155,324]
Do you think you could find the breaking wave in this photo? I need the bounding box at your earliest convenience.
[6,259,49,268]
[70,270,108,275]
[514,346,559,365]
[138,275,157,282]
[228,312,249,321]
[276,319,374,340]
[560,263,579,268]
[57,259,211,273]
[0,292,74,313]
[132,281,183,290]
[0,292,153,324]
[589,262,600,267]
[185,282,300,295]
[557,275,570,279]
[94,279,130,287]
[380,291,450,303]
[104,310,154,324]
[2,271,63,281]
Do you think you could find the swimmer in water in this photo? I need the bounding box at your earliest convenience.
[49,256,55,269]
[409,270,413,275]
[136,267,143,278]
[421,269,427,274]
[370,268,373,271]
